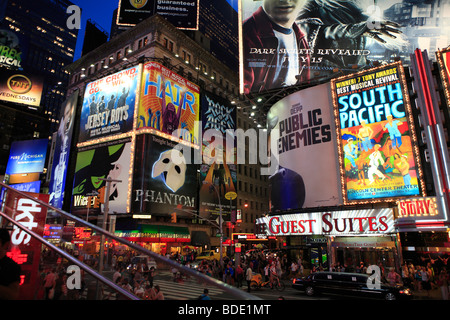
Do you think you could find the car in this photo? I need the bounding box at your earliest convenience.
[195,250,226,261]
[292,271,413,300]
[127,255,157,271]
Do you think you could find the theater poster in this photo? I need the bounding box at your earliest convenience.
[138,61,200,145]
[240,0,450,94]
[436,48,450,110]
[199,91,237,220]
[79,65,140,143]
[71,138,132,216]
[331,62,423,203]
[267,83,341,211]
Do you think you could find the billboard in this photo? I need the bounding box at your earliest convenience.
[267,83,341,211]
[79,65,140,143]
[0,28,27,70]
[199,91,237,220]
[138,61,200,144]
[239,0,450,94]
[0,69,43,107]
[437,48,450,110]
[71,138,132,216]
[255,208,395,236]
[48,91,79,209]
[132,134,198,215]
[331,62,423,203]
[5,139,48,176]
[117,0,199,30]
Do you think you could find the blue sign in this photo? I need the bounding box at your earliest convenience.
[5,139,48,175]
[9,181,41,193]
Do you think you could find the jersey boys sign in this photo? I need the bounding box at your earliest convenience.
[256,209,394,236]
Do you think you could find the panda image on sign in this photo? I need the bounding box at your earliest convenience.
[151,148,187,192]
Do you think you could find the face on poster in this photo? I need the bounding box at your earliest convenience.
[138,62,200,144]
[199,91,237,219]
[132,134,198,215]
[266,83,341,211]
[79,66,140,143]
[71,138,132,215]
[332,62,421,202]
[240,0,450,94]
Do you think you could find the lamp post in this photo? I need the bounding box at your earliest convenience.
[203,181,223,268]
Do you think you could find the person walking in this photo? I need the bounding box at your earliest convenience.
[246,262,253,293]
[438,268,449,300]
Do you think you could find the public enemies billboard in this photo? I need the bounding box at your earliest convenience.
[267,83,341,211]
[331,62,422,203]
[239,0,450,94]
[71,138,132,216]
[138,61,200,145]
[132,134,198,215]
[79,65,140,143]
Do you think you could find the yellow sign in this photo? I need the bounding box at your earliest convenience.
[397,197,438,218]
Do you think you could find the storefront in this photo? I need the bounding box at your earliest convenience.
[256,208,401,272]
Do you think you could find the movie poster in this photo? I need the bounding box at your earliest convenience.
[132,134,198,215]
[79,66,140,143]
[437,48,450,110]
[48,91,78,209]
[240,0,450,94]
[138,61,200,145]
[331,62,421,202]
[199,91,237,220]
[267,83,341,211]
[71,138,132,216]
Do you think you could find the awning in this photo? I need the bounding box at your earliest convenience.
[190,231,210,246]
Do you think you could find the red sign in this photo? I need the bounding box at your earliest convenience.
[5,192,49,300]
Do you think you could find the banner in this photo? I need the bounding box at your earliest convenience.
[117,0,199,30]
[3,192,49,300]
[48,91,79,209]
[240,0,450,94]
[199,91,237,220]
[267,83,341,211]
[71,138,132,215]
[132,134,198,215]
[331,62,422,203]
[79,65,140,143]
[138,61,200,144]
[0,69,43,107]
[255,209,395,236]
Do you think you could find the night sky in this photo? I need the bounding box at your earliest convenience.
[71,0,238,61]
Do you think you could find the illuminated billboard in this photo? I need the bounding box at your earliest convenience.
[5,139,48,176]
[267,83,341,211]
[72,138,132,216]
[436,48,450,110]
[132,134,198,215]
[331,62,424,204]
[79,65,140,143]
[138,61,200,145]
[239,0,450,94]
[117,0,199,30]
[0,28,27,70]
[199,91,237,220]
[0,69,43,107]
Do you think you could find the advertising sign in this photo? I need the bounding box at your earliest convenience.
[397,197,439,219]
[117,0,199,30]
[79,65,140,143]
[436,48,450,110]
[0,69,43,107]
[199,91,237,220]
[255,208,395,236]
[3,192,49,300]
[71,138,132,216]
[5,139,48,175]
[132,134,198,215]
[9,181,41,193]
[0,28,27,70]
[331,62,422,203]
[48,91,79,209]
[240,0,450,94]
[138,61,200,144]
[266,83,341,211]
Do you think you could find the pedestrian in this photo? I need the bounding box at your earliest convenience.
[144,284,156,300]
[387,268,401,286]
[198,288,211,300]
[153,285,164,300]
[420,266,431,298]
[235,264,244,288]
[438,268,449,300]
[246,262,253,293]
[43,268,58,300]
[0,229,21,300]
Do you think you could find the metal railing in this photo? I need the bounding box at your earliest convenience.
[0,182,260,300]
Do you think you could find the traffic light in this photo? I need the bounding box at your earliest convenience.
[93,197,100,208]
[170,212,177,223]
[97,186,106,204]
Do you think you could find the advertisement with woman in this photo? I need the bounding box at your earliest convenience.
[331,62,423,203]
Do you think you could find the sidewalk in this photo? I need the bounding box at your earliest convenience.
[412,287,446,300]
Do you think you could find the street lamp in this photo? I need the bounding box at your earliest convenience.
[203,181,224,268]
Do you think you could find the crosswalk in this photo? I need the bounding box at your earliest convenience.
[153,277,233,300]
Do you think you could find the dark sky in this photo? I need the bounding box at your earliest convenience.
[71,0,238,61]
